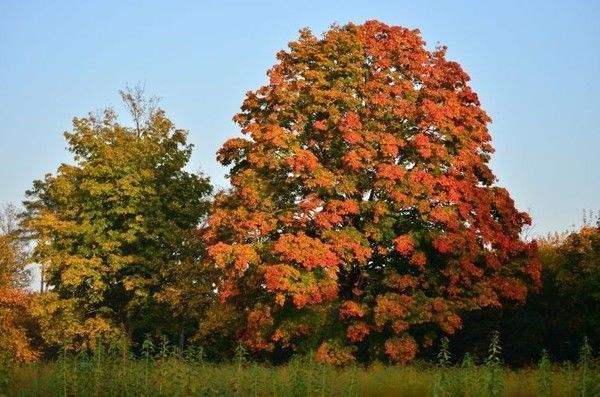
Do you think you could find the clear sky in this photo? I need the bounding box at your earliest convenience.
[1,0,598,237]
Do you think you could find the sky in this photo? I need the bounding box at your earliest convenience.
[1,0,598,237]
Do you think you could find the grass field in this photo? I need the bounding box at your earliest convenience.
[4,350,599,397]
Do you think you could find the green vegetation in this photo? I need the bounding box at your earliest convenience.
[5,352,599,397]
[3,336,599,397]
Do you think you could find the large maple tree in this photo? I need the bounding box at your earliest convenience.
[205,21,541,364]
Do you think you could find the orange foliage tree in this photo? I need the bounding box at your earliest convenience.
[0,205,38,363]
[204,21,541,364]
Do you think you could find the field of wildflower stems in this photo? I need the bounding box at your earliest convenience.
[4,335,598,397]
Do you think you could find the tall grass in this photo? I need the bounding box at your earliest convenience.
[484,331,504,397]
[4,337,599,397]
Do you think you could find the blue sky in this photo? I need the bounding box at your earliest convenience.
[1,0,598,236]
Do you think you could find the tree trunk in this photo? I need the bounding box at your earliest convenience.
[179,327,185,352]
[39,262,45,293]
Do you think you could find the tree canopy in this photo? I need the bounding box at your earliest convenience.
[0,204,38,363]
[204,21,541,364]
[24,88,212,351]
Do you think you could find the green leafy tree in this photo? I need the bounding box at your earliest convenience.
[542,227,600,356]
[24,87,212,351]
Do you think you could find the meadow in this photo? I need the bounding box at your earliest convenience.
[4,339,599,397]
